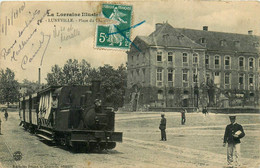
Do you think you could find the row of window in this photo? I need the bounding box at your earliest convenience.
[200,38,259,48]
[157,69,255,88]
[156,52,258,70]
[206,55,257,69]
[157,69,198,87]
[216,73,254,86]
[157,69,176,82]
[130,67,255,89]
[157,52,199,64]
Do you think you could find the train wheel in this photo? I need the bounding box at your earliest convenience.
[71,142,87,153]
[107,142,116,149]
[71,142,80,152]
[86,142,96,153]
[23,123,28,131]
[96,143,103,152]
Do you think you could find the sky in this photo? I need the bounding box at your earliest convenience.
[1,0,260,83]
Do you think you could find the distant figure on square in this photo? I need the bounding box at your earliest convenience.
[159,113,166,141]
[223,116,245,167]
[181,108,186,125]
[202,106,208,116]
[4,109,8,121]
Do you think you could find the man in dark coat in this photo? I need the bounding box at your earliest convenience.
[94,99,102,113]
[4,110,8,121]
[223,116,245,166]
[50,94,58,126]
[202,106,208,116]
[159,113,166,141]
[181,109,186,125]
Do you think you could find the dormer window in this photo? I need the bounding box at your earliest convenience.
[163,34,169,38]
[220,40,227,47]
[234,41,240,47]
[201,38,206,44]
[177,34,184,40]
[163,34,170,43]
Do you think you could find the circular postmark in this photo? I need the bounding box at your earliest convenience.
[13,151,22,161]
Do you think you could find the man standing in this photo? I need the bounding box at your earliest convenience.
[181,109,186,125]
[202,106,208,116]
[223,116,245,167]
[50,94,58,126]
[159,113,166,141]
[4,109,8,121]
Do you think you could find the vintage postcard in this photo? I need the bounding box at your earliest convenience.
[0,1,260,168]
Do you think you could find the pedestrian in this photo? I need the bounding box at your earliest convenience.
[202,106,208,116]
[223,116,245,167]
[181,108,186,125]
[159,113,166,141]
[4,109,8,121]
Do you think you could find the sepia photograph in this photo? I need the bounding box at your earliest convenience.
[0,0,260,167]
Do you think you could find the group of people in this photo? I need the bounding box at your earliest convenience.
[159,109,245,167]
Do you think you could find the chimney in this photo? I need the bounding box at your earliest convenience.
[38,68,41,85]
[156,23,163,30]
[248,30,253,35]
[203,26,208,31]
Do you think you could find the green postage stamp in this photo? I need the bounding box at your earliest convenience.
[96,4,132,49]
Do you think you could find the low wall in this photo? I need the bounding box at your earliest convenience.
[208,108,260,114]
[149,107,198,112]
[148,107,260,113]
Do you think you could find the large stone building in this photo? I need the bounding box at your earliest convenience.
[125,23,260,111]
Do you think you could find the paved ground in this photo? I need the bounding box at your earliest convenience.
[0,111,259,168]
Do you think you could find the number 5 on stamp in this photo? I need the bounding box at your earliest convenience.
[96,4,132,49]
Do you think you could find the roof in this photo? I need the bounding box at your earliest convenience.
[136,23,205,49]
[38,86,61,94]
[132,23,260,54]
[176,28,260,54]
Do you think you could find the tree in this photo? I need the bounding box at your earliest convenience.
[21,79,43,96]
[0,68,20,106]
[46,59,127,109]
[46,59,91,85]
[46,64,64,85]
[89,64,127,109]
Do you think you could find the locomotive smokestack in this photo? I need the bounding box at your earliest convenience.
[92,80,101,93]
[38,68,41,85]
[91,80,101,100]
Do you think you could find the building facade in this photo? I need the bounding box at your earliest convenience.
[125,23,260,111]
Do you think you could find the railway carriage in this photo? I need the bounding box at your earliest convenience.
[19,80,123,152]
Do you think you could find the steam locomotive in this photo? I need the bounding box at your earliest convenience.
[19,80,123,152]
